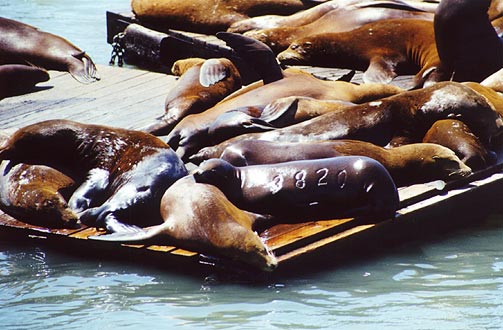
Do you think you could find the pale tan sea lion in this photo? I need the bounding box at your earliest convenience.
[89,175,278,272]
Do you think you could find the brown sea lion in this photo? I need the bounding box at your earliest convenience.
[244,1,434,54]
[277,19,444,87]
[0,161,79,228]
[0,17,99,84]
[0,119,188,231]
[423,119,497,171]
[207,97,355,144]
[142,58,242,136]
[191,139,472,187]
[130,0,312,35]
[89,175,278,272]
[0,64,49,99]
[228,0,438,34]
[434,0,503,83]
[191,82,503,159]
[193,156,400,222]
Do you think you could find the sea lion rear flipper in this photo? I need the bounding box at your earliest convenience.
[362,58,397,84]
[199,58,229,87]
[69,52,100,84]
[216,32,283,84]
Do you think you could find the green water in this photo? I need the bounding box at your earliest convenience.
[1,1,503,329]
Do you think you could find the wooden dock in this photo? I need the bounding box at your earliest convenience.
[2,64,503,277]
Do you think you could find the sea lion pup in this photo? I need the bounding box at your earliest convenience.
[277,18,444,87]
[0,17,99,84]
[166,32,404,161]
[0,64,49,99]
[0,119,188,231]
[423,119,497,171]
[191,140,472,187]
[191,82,503,159]
[130,0,312,35]
[141,58,242,136]
[89,175,277,272]
[244,1,434,54]
[0,161,79,229]
[434,0,503,83]
[193,156,400,222]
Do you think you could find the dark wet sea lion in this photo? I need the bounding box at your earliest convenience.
[434,0,503,83]
[0,161,79,228]
[245,1,434,54]
[277,19,444,87]
[0,17,99,84]
[0,64,49,99]
[0,119,188,230]
[193,156,400,222]
[89,175,278,272]
[131,0,311,35]
[192,82,503,158]
[423,119,497,171]
[142,58,242,136]
[192,139,472,187]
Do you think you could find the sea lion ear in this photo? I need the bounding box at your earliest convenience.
[199,58,229,87]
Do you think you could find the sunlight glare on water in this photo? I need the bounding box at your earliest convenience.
[1,1,503,329]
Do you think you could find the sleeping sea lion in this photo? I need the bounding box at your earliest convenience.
[191,82,503,158]
[434,0,503,83]
[0,64,49,99]
[423,119,497,171]
[244,0,434,54]
[191,139,472,187]
[0,17,99,84]
[193,156,400,222]
[89,175,278,272]
[131,0,311,35]
[277,18,444,87]
[0,119,188,230]
[142,58,242,136]
[0,161,79,228]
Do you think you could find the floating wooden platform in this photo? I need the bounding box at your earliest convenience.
[2,64,503,278]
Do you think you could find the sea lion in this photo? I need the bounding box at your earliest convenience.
[0,64,49,99]
[191,82,503,159]
[0,17,99,84]
[244,1,434,54]
[207,97,355,144]
[131,0,311,35]
[423,119,497,171]
[228,0,438,33]
[193,156,400,222]
[191,139,472,187]
[434,0,503,83]
[0,119,188,230]
[0,161,79,228]
[142,58,242,136]
[89,175,278,272]
[277,18,444,87]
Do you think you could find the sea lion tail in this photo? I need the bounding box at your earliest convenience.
[69,52,100,84]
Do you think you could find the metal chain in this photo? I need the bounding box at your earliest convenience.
[109,32,125,67]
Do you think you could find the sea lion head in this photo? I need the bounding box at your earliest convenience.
[277,40,314,66]
[192,158,238,187]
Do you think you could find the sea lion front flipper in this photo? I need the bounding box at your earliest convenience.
[68,52,100,84]
[216,32,283,84]
[362,58,397,84]
[259,96,300,125]
[199,58,229,87]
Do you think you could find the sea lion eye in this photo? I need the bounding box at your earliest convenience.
[291,43,299,50]
[303,42,312,49]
